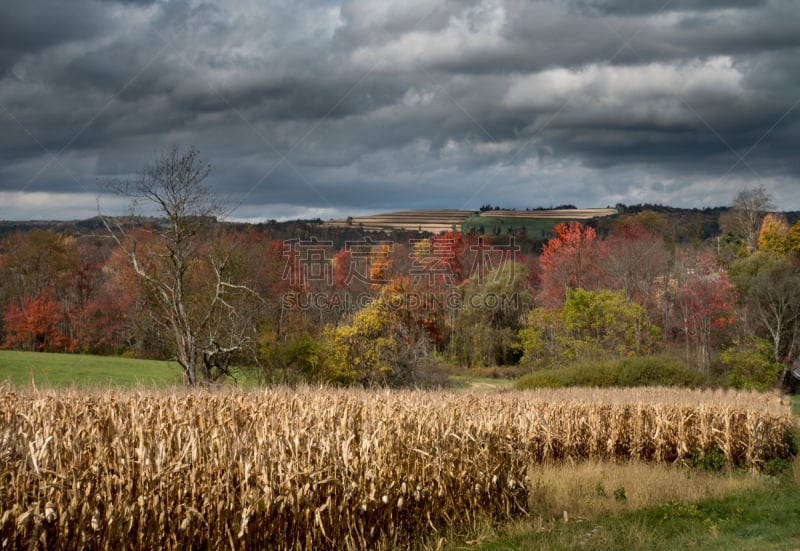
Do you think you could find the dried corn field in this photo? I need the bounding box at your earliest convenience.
[0,387,795,550]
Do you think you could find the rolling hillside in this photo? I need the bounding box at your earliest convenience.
[479,208,618,219]
[322,208,618,234]
[321,210,476,232]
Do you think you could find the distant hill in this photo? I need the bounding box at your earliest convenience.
[320,208,618,233]
[0,216,159,237]
[479,208,617,219]
[321,210,476,232]
[2,206,798,250]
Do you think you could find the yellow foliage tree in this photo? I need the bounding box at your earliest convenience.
[757,213,790,254]
[520,289,661,369]
[320,289,428,386]
[788,220,800,254]
[368,243,393,283]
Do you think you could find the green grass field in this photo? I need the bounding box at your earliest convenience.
[462,215,567,238]
[0,350,183,388]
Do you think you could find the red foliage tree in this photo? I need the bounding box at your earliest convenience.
[72,246,144,354]
[2,290,75,352]
[597,221,670,317]
[332,249,353,290]
[676,253,737,372]
[538,222,600,308]
[430,231,467,285]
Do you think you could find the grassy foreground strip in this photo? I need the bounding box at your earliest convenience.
[1,387,795,550]
[0,350,182,388]
[463,477,800,550]
[450,397,800,551]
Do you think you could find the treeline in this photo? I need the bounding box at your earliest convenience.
[0,214,794,387]
[1,189,799,390]
[479,204,578,211]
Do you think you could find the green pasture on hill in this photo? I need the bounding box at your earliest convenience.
[462,215,567,237]
[0,350,183,388]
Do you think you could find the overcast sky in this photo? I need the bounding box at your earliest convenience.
[1,0,799,222]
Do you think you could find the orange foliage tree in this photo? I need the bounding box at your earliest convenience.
[538,221,601,308]
[2,291,75,352]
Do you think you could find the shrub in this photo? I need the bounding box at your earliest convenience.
[721,337,783,391]
[515,355,705,390]
[686,447,727,471]
[258,332,321,385]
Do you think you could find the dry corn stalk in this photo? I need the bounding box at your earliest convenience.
[0,386,793,550]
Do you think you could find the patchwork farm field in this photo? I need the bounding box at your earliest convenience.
[320,208,618,235]
[461,215,569,238]
[462,208,618,237]
[1,386,794,550]
[479,208,618,219]
[321,210,475,233]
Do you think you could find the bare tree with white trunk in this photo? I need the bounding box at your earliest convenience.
[99,146,261,385]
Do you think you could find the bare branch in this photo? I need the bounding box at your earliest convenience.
[96,146,256,386]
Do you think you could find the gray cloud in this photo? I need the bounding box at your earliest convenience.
[569,0,769,16]
[0,0,109,76]
[1,0,799,222]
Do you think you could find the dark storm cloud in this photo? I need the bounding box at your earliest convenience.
[1,0,799,221]
[0,0,109,76]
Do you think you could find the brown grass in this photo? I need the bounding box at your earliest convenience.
[0,387,793,549]
[527,460,765,521]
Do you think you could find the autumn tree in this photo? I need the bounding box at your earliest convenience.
[598,221,670,310]
[100,146,262,385]
[517,307,563,369]
[0,230,92,352]
[320,288,429,387]
[1,291,74,352]
[254,236,325,384]
[789,220,800,254]
[721,336,783,391]
[0,230,77,303]
[563,288,660,357]
[450,261,532,367]
[407,232,467,288]
[82,229,174,357]
[430,231,467,284]
[674,254,737,373]
[520,288,660,369]
[720,185,774,254]
[730,251,800,384]
[399,234,468,349]
[537,221,600,307]
[612,210,678,248]
[757,213,790,254]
